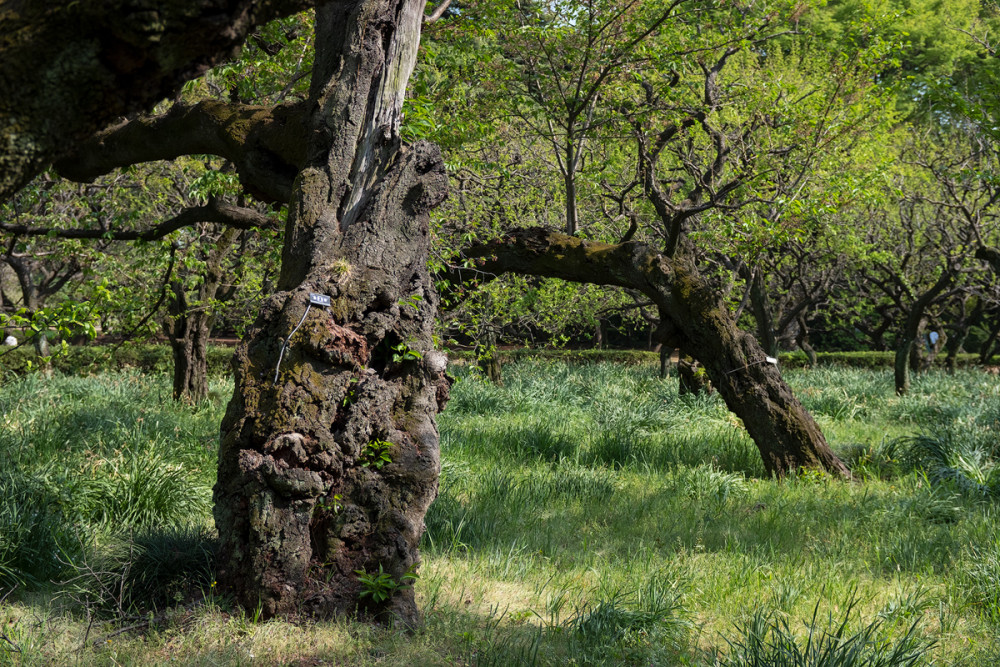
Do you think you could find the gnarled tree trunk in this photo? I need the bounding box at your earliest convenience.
[212,0,449,625]
[471,229,849,478]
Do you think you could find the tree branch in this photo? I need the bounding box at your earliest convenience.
[0,0,320,200]
[55,101,309,203]
[0,200,276,241]
[423,0,452,24]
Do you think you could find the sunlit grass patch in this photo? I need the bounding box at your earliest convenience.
[4,362,1000,663]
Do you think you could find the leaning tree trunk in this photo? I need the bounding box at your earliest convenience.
[472,229,849,478]
[748,268,779,358]
[661,258,846,476]
[213,0,449,625]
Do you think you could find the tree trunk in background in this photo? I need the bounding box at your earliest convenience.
[908,322,925,374]
[163,227,238,402]
[472,229,850,478]
[168,322,211,402]
[477,331,503,384]
[894,271,951,395]
[795,313,818,367]
[979,315,1000,365]
[213,0,449,624]
[945,300,983,374]
[564,167,578,236]
[748,268,778,358]
[5,257,59,365]
[895,342,913,396]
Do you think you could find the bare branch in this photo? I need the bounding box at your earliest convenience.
[424,0,452,24]
[0,200,277,242]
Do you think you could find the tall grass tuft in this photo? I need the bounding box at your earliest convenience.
[0,371,221,594]
[77,446,210,530]
[570,577,691,649]
[894,431,1000,498]
[0,465,84,588]
[62,526,216,615]
[957,536,1000,625]
[718,595,934,666]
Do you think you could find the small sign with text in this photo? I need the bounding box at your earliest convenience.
[309,293,332,307]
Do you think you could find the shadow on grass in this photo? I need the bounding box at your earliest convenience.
[64,526,217,616]
[424,462,976,579]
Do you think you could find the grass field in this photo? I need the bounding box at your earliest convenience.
[3,360,1000,664]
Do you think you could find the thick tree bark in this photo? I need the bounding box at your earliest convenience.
[213,0,449,624]
[0,0,316,200]
[470,229,849,477]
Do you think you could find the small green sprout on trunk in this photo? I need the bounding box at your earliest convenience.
[354,564,418,603]
[360,440,393,469]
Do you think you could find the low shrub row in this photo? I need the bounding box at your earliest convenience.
[448,347,990,370]
[779,350,989,368]
[0,344,235,379]
[0,343,990,379]
[446,347,658,366]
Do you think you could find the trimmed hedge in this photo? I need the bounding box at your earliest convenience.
[0,344,991,379]
[446,347,658,366]
[778,350,990,369]
[0,344,235,379]
[448,348,993,370]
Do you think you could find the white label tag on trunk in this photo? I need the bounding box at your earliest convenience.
[309,293,332,307]
[766,356,778,365]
